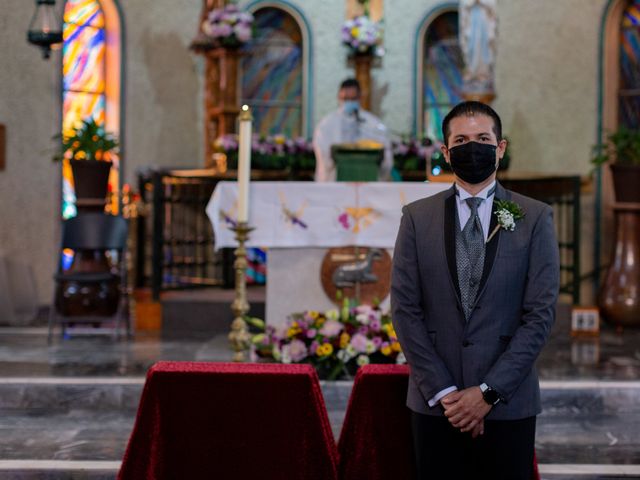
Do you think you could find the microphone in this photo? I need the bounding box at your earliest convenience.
[354,108,364,124]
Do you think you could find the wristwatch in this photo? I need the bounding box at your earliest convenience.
[480,383,501,406]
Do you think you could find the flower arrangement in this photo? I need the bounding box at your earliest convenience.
[341,15,384,57]
[202,4,254,48]
[251,300,405,380]
[392,137,441,172]
[214,134,315,170]
[55,118,119,162]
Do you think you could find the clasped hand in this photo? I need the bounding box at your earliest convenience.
[441,386,492,438]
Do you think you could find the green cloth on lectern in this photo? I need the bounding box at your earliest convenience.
[331,145,384,182]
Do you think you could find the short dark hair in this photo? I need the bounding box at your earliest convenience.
[442,101,502,146]
[340,78,361,93]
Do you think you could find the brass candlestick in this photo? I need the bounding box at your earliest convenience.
[229,222,254,362]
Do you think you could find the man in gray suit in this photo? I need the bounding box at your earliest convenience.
[391,101,559,479]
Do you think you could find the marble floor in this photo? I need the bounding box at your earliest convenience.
[0,304,639,479]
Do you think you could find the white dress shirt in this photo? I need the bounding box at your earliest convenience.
[427,180,496,408]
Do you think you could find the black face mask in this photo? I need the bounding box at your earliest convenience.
[448,141,498,184]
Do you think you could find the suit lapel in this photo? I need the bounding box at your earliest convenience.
[476,182,509,301]
[444,188,462,303]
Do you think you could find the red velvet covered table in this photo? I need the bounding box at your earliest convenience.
[119,362,338,480]
[337,364,540,480]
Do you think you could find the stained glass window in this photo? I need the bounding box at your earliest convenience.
[422,11,463,141]
[620,0,640,128]
[241,7,304,137]
[62,0,117,218]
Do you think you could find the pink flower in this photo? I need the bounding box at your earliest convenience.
[306,328,317,339]
[372,336,383,348]
[289,339,308,362]
[370,319,382,332]
[319,319,343,338]
[350,333,369,353]
[358,325,369,335]
[234,24,252,43]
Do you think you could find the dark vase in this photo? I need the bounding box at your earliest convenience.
[598,205,640,329]
[610,164,640,203]
[70,160,112,203]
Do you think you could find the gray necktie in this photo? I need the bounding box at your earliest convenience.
[460,197,485,319]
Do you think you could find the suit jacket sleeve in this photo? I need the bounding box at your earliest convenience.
[484,205,560,402]
[391,205,456,401]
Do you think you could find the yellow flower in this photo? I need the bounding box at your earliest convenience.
[274,134,286,145]
[308,311,319,320]
[314,317,326,328]
[382,323,392,333]
[323,343,334,356]
[316,343,334,357]
[381,345,392,356]
[287,326,301,338]
[391,341,402,353]
[339,333,350,349]
[351,27,359,38]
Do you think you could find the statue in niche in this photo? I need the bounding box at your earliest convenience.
[459,0,498,100]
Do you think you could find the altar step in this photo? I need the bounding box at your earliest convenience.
[0,379,638,479]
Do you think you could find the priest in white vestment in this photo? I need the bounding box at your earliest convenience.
[313,78,393,182]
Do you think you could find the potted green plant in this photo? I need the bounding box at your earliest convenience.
[55,118,119,206]
[592,126,640,203]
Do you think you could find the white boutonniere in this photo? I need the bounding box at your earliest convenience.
[486,200,525,243]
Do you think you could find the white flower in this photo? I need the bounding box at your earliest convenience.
[356,313,369,325]
[337,349,353,362]
[365,340,376,355]
[496,209,516,231]
[357,355,370,366]
[396,352,407,364]
[280,345,292,364]
[346,344,357,358]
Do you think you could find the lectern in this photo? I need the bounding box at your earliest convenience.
[331,144,384,182]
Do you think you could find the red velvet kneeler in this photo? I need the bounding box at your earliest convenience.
[119,362,338,480]
[338,364,415,480]
[337,364,541,480]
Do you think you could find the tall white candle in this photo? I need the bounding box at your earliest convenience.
[237,105,252,223]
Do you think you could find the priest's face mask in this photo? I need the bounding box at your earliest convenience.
[338,86,361,116]
[440,114,507,185]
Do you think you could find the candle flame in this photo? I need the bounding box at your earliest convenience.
[242,105,249,111]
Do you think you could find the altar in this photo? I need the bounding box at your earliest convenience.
[207,182,450,326]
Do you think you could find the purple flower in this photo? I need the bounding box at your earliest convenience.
[372,336,383,348]
[306,328,317,339]
[310,340,320,354]
[370,319,382,332]
[358,325,370,335]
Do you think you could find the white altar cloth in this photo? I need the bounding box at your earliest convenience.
[206,182,451,249]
